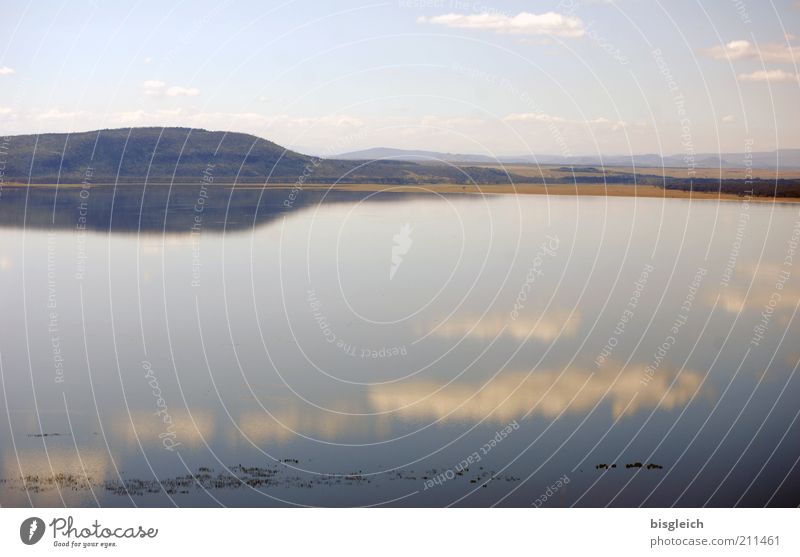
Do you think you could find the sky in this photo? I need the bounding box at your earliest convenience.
[1,0,799,157]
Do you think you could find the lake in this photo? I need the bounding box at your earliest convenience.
[0,185,798,507]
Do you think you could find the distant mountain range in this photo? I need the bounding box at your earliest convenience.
[0,128,524,185]
[333,148,502,164]
[336,147,800,169]
[3,128,798,197]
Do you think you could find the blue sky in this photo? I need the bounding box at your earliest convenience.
[1,0,799,156]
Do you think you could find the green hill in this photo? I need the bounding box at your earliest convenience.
[0,127,525,185]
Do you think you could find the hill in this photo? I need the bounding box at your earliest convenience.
[4,128,799,197]
[0,128,525,185]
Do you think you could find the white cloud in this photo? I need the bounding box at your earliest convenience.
[111,108,184,125]
[142,80,166,95]
[704,40,798,63]
[144,57,153,64]
[35,109,86,121]
[418,11,585,38]
[165,86,200,97]
[584,116,630,131]
[505,112,566,123]
[142,80,200,97]
[0,65,15,76]
[184,111,273,128]
[18,108,363,134]
[504,112,631,130]
[737,69,799,83]
[722,114,737,123]
[262,114,365,128]
[112,110,149,124]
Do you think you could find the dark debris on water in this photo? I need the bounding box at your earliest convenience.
[1,461,523,497]
[595,462,664,470]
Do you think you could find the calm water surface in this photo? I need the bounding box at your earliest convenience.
[1,185,798,507]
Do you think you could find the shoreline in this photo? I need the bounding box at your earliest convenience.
[4,182,800,203]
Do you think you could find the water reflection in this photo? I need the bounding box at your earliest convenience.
[2,447,112,506]
[3,447,111,483]
[236,407,390,444]
[112,410,215,449]
[0,187,798,507]
[0,184,430,233]
[428,310,581,342]
[368,365,710,423]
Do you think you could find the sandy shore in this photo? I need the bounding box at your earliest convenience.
[302,183,800,203]
[6,182,800,203]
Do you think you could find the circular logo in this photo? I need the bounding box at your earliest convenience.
[20,517,45,545]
